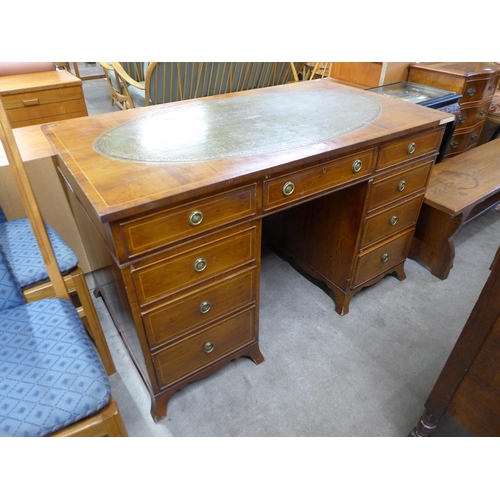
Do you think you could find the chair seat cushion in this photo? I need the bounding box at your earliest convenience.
[0,298,110,437]
[0,218,78,288]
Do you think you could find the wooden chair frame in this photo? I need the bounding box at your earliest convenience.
[0,96,126,437]
[113,62,303,108]
[22,266,116,375]
[111,62,143,109]
[100,62,134,110]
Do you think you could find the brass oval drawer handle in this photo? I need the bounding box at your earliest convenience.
[397,180,406,192]
[282,181,295,196]
[194,258,207,272]
[199,301,211,314]
[479,110,486,117]
[389,215,398,226]
[407,142,416,155]
[450,141,458,149]
[471,133,478,141]
[381,253,389,263]
[488,84,495,91]
[467,88,476,97]
[188,210,204,226]
[458,115,466,123]
[203,341,215,354]
[352,159,363,173]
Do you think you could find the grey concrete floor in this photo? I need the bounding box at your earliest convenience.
[82,78,500,437]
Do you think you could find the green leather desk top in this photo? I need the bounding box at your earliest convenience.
[94,90,381,163]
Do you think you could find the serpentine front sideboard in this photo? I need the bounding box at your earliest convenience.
[43,79,453,421]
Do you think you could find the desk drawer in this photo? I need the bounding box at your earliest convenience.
[143,269,256,348]
[377,129,442,171]
[446,122,483,157]
[367,158,433,211]
[153,308,255,389]
[353,229,414,287]
[3,86,87,125]
[120,185,256,258]
[359,195,423,249]
[132,225,257,305]
[263,149,375,211]
[455,101,490,130]
[461,77,498,105]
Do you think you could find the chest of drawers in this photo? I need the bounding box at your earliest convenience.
[43,79,452,421]
[408,63,500,159]
[0,70,88,128]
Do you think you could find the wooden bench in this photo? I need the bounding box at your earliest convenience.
[410,139,500,279]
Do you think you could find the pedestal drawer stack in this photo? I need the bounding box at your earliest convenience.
[263,128,444,316]
[112,185,264,419]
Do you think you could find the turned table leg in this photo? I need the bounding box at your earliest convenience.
[409,410,440,437]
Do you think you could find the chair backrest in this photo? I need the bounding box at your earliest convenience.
[120,62,147,83]
[0,97,70,300]
[146,62,305,106]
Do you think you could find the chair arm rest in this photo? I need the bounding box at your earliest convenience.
[113,62,145,90]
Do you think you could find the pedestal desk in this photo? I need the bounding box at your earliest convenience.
[43,79,453,421]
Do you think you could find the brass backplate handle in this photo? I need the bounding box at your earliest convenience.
[397,180,406,192]
[194,258,207,272]
[188,210,204,226]
[203,341,215,354]
[389,215,398,226]
[381,253,389,263]
[282,181,295,196]
[199,301,211,314]
[352,159,363,173]
[407,142,416,155]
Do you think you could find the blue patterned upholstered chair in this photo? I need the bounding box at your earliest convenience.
[0,248,127,436]
[0,206,115,375]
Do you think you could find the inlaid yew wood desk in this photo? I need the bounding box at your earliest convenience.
[43,79,454,421]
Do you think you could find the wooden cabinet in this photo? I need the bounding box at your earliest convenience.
[43,79,452,421]
[0,70,88,128]
[408,62,500,159]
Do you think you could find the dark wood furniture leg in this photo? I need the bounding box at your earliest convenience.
[409,245,500,436]
[410,204,464,280]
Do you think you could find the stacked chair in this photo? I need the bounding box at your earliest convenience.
[0,97,127,437]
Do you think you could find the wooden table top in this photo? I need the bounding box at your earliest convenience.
[424,138,500,215]
[0,70,82,94]
[42,78,454,224]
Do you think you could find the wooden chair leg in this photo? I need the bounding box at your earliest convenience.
[50,398,128,437]
[72,269,116,375]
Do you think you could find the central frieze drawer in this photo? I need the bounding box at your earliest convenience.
[153,308,255,389]
[353,229,414,287]
[367,158,434,211]
[377,129,442,171]
[143,269,256,348]
[119,184,256,259]
[359,195,423,250]
[263,148,375,211]
[132,225,257,305]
